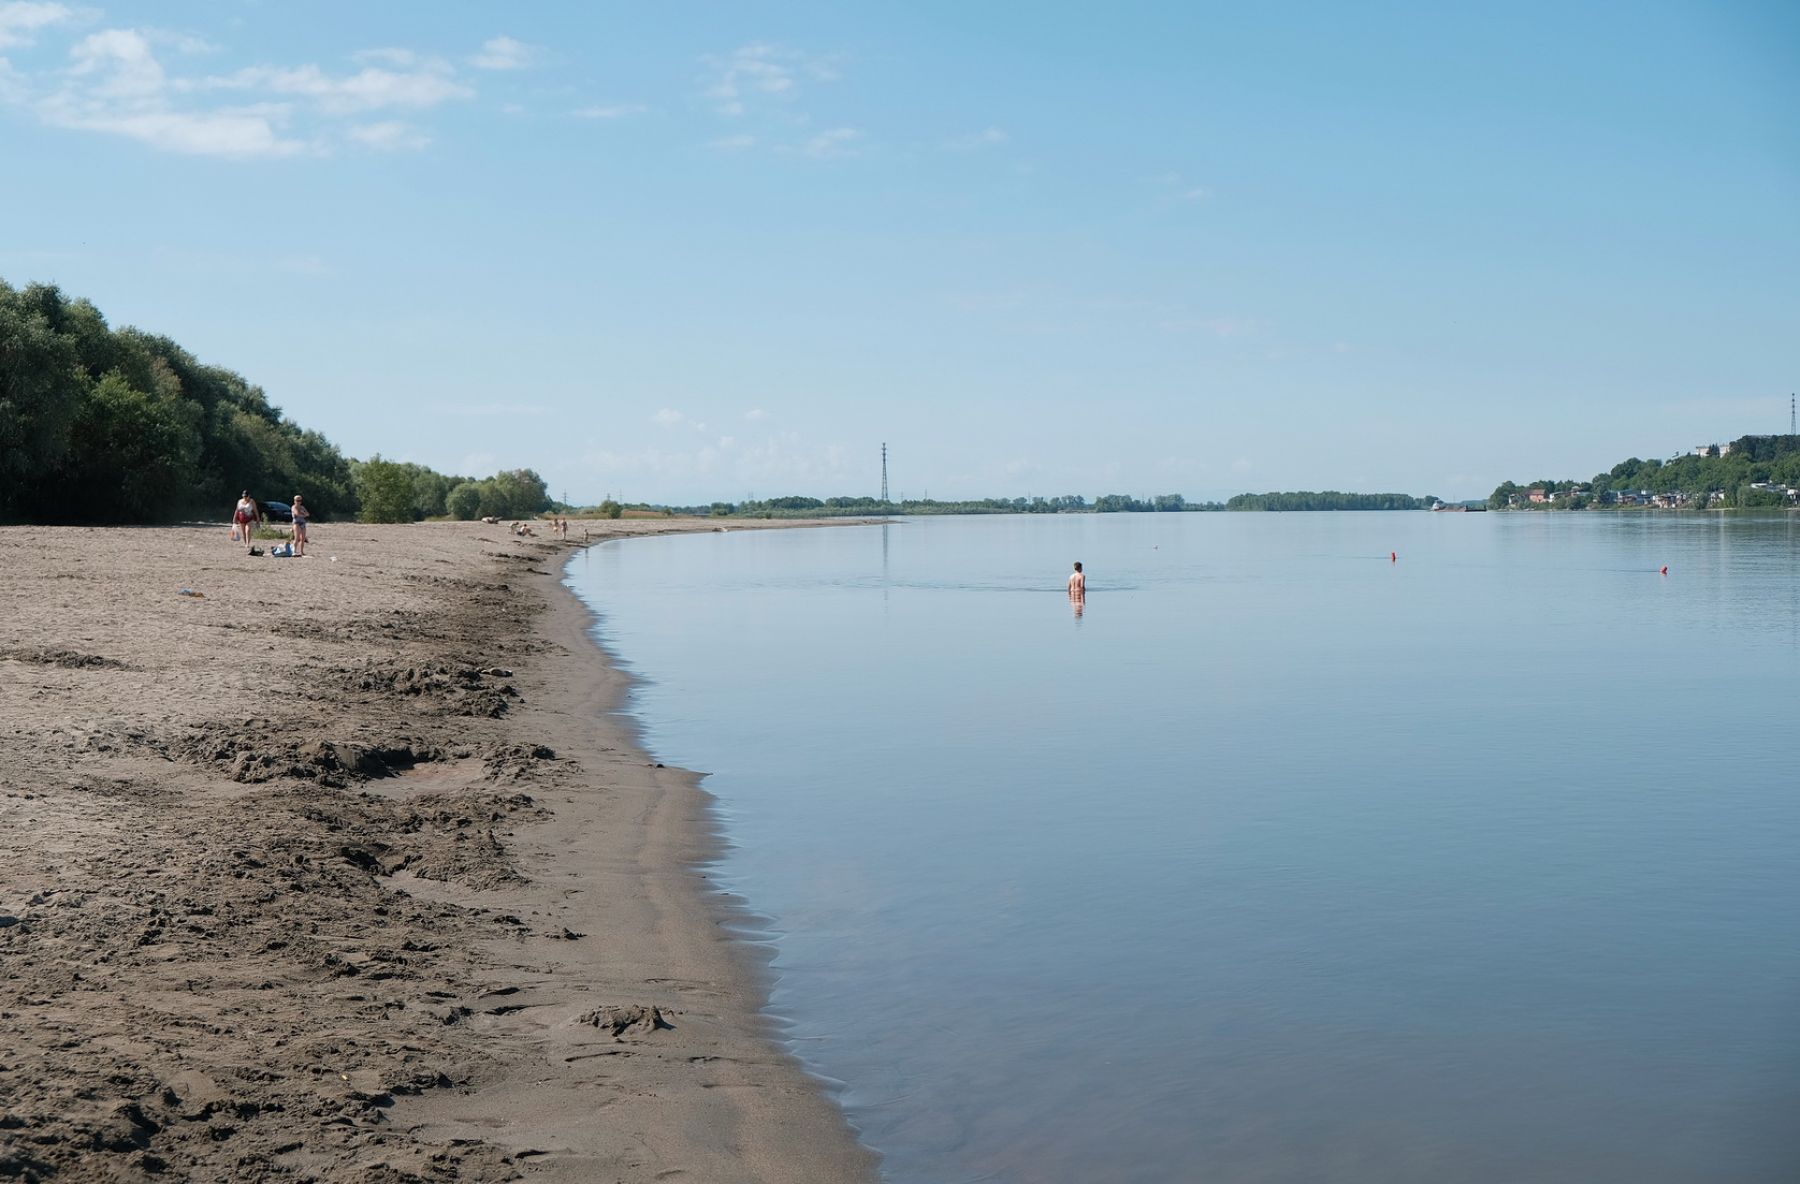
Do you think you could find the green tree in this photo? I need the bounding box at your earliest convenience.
[0,282,87,515]
[354,456,419,523]
[488,468,550,518]
[61,372,203,522]
[446,481,483,520]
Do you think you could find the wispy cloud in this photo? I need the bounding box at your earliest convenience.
[582,429,853,488]
[446,403,547,417]
[276,254,328,275]
[469,35,532,71]
[796,125,860,158]
[347,119,429,151]
[572,102,644,119]
[701,41,838,117]
[708,132,755,151]
[36,30,305,156]
[1158,316,1262,338]
[945,126,1006,151]
[191,59,471,114]
[12,25,476,157]
[1152,172,1214,205]
[0,1,73,49]
[743,408,768,421]
[652,408,712,432]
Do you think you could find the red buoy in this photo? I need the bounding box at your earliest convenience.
[1660,565,1669,575]
[1390,552,1397,562]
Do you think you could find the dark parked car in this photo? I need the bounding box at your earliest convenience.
[261,500,293,523]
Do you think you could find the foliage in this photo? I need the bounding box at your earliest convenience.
[668,493,1229,518]
[445,481,483,520]
[1490,435,1800,509]
[354,456,420,523]
[0,276,534,526]
[1225,491,1424,511]
[0,278,360,523]
[599,499,622,519]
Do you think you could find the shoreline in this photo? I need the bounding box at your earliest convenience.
[399,523,882,1180]
[0,520,877,1183]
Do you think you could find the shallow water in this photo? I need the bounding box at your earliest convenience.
[566,512,1800,1183]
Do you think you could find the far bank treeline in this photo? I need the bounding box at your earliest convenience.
[0,279,548,524]
[1490,435,1800,510]
[689,491,1428,517]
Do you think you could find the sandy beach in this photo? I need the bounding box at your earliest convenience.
[0,520,878,1183]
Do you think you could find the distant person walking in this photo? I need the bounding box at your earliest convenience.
[1068,561,1086,600]
[291,495,310,556]
[232,491,261,552]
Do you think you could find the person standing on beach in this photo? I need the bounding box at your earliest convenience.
[291,495,310,557]
[1068,561,1086,600]
[232,491,261,552]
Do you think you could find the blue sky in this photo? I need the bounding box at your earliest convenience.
[2,1,1795,503]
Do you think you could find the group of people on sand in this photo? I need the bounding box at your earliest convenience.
[511,516,570,539]
[231,491,309,557]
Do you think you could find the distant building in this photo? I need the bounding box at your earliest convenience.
[1527,487,1548,504]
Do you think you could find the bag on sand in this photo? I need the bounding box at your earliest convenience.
[248,546,264,556]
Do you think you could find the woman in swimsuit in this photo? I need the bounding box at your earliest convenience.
[233,492,260,552]
[291,495,310,556]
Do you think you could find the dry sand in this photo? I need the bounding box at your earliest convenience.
[0,520,879,1183]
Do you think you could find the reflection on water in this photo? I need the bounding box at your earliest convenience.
[569,513,1800,1184]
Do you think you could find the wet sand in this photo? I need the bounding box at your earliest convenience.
[0,520,878,1183]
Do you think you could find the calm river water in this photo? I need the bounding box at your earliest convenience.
[565,512,1800,1183]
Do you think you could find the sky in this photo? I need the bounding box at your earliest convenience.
[1,1,1796,504]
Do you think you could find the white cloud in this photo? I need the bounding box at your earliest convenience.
[276,254,328,275]
[653,407,686,427]
[0,1,72,49]
[946,126,1006,150]
[446,403,546,417]
[68,28,163,98]
[354,47,420,68]
[572,102,644,119]
[12,24,479,157]
[1181,186,1212,201]
[582,429,853,489]
[708,132,755,151]
[798,125,859,158]
[470,35,532,71]
[347,119,429,151]
[1158,316,1262,338]
[743,408,768,421]
[38,30,307,157]
[45,103,304,155]
[702,41,837,116]
[195,60,471,114]
[0,58,24,102]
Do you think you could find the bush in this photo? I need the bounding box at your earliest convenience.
[355,456,418,523]
[445,481,482,520]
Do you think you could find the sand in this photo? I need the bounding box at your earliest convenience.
[0,520,879,1183]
